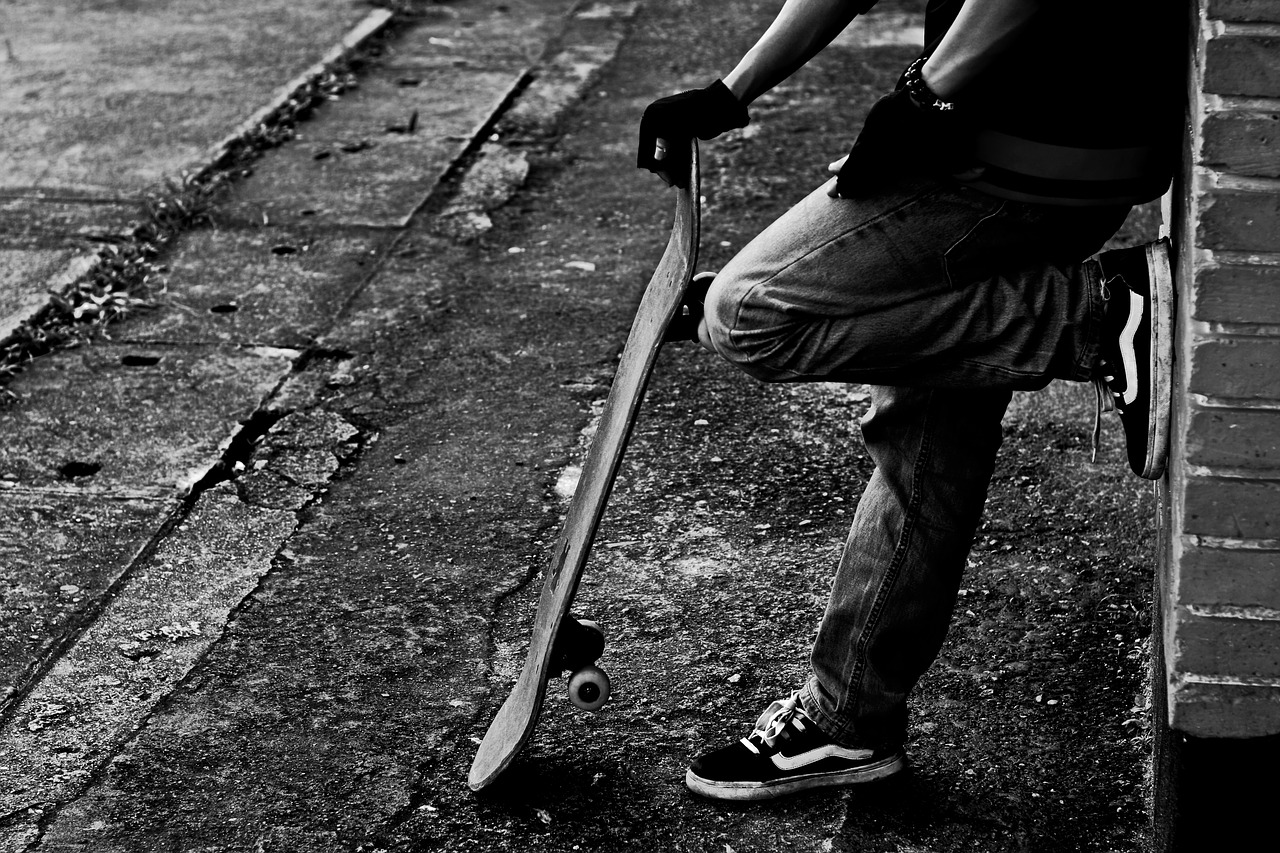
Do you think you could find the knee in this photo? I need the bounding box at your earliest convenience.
[699,272,739,357]
[700,267,797,382]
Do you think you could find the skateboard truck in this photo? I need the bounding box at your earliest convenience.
[663,271,716,342]
[550,618,610,712]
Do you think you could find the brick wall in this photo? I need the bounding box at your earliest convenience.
[1162,0,1280,738]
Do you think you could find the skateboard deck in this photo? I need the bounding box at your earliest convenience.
[469,141,700,791]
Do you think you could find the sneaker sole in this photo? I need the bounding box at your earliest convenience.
[1141,239,1174,480]
[684,753,906,802]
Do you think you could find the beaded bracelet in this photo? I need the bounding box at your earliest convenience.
[902,56,956,113]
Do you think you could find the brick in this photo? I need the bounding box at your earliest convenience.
[1170,680,1280,738]
[1174,610,1280,677]
[1196,186,1280,252]
[1209,0,1280,25]
[1179,544,1280,608]
[1192,260,1280,324]
[1202,109,1280,178]
[1183,476,1280,538]
[1186,407,1280,468]
[1189,339,1280,399]
[1205,31,1280,98]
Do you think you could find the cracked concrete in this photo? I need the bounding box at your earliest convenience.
[0,2,648,850]
[0,483,298,845]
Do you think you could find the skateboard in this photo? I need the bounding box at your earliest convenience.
[469,141,700,791]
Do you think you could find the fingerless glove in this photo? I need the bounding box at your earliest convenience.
[637,80,749,185]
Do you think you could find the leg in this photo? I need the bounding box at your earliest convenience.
[701,176,1128,390]
[801,385,1010,747]
[703,177,1122,743]
[684,176,1129,799]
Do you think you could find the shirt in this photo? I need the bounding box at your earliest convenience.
[918,0,1183,206]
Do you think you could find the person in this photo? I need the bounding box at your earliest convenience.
[636,0,1182,801]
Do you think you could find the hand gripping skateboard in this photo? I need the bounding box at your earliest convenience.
[469,141,700,791]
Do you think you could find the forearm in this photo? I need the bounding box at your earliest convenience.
[921,0,1040,99]
[722,0,864,105]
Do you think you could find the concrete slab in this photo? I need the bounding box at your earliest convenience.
[0,91,297,198]
[221,67,526,228]
[0,249,86,341]
[0,0,379,197]
[434,143,531,238]
[0,198,140,246]
[495,0,640,139]
[0,483,296,829]
[378,0,580,70]
[302,69,529,142]
[0,343,297,495]
[118,226,389,347]
[237,410,362,511]
[25,489,497,853]
[0,488,172,705]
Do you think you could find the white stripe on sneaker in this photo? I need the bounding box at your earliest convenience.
[1119,289,1144,406]
[771,744,875,772]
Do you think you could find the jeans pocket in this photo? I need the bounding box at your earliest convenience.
[941,200,1010,289]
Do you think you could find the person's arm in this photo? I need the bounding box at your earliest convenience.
[726,0,1041,106]
[721,0,866,105]
[920,0,1039,98]
[640,0,865,185]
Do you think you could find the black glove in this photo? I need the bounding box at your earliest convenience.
[637,80,749,187]
[834,61,970,198]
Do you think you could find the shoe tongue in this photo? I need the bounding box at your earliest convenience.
[755,698,806,745]
[753,699,789,732]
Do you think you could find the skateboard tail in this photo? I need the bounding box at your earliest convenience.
[469,142,700,792]
[469,676,543,790]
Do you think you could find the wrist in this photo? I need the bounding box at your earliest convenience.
[902,57,956,113]
[918,54,964,102]
[719,72,753,107]
[705,78,751,133]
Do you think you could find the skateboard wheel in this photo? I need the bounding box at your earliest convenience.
[567,665,611,712]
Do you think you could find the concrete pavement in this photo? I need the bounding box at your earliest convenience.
[1,1,1161,850]
[0,0,396,341]
[1,0,636,847]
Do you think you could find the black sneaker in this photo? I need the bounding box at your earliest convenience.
[664,271,716,342]
[685,692,905,801]
[1092,238,1174,480]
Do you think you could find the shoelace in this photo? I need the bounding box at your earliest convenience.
[1091,274,1121,464]
[740,692,809,755]
[1092,373,1118,464]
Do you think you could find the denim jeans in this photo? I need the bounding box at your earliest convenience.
[703,174,1129,748]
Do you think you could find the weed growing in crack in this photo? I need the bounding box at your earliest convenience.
[219,65,360,162]
[0,175,218,403]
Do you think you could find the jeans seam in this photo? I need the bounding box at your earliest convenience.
[836,392,935,744]
[942,201,1008,289]
[744,360,1047,387]
[1074,258,1105,381]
